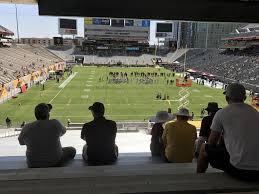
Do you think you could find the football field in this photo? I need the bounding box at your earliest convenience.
[0,66,230,126]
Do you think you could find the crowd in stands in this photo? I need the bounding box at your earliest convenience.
[17,83,259,181]
[177,47,259,89]
[0,44,62,85]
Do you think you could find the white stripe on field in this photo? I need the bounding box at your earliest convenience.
[49,73,78,104]
[59,72,78,89]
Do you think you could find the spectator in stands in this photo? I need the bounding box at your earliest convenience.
[150,111,173,156]
[18,103,76,168]
[194,102,220,159]
[81,102,118,165]
[5,117,11,128]
[197,83,259,181]
[162,108,197,163]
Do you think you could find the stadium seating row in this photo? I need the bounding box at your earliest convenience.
[0,45,62,85]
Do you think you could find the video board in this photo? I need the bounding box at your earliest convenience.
[59,18,77,35]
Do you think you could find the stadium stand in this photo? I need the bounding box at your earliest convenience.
[0,44,62,85]
[176,48,259,90]
[73,51,186,66]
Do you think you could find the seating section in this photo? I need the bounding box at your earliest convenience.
[0,44,62,85]
[0,155,258,194]
[177,48,259,86]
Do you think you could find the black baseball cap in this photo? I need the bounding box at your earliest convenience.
[47,103,53,112]
[89,102,105,114]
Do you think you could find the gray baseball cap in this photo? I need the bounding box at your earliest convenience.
[223,83,246,100]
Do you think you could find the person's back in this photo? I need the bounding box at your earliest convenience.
[20,119,64,167]
[197,83,259,181]
[82,117,117,163]
[215,103,259,170]
[163,120,196,162]
[81,102,118,165]
[18,103,76,168]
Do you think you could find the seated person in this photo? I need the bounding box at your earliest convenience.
[197,83,259,181]
[194,102,220,158]
[81,102,118,165]
[162,108,197,163]
[18,103,76,168]
[150,111,173,156]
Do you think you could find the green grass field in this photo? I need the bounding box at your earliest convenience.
[0,66,239,126]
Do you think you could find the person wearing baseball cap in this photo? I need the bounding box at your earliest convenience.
[197,83,259,181]
[81,102,118,165]
[18,103,76,168]
[194,102,220,159]
[162,108,197,163]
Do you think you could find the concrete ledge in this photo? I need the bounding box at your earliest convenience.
[0,155,257,194]
[0,167,258,194]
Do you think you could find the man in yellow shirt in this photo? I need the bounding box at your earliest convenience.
[162,108,197,163]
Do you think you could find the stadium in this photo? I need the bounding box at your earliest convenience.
[0,0,259,193]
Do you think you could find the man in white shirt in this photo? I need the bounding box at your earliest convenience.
[18,103,76,168]
[197,83,259,181]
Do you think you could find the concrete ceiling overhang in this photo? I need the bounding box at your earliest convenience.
[1,0,259,23]
[0,0,36,4]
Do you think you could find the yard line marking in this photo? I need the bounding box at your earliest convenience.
[84,89,91,92]
[204,95,213,98]
[85,84,92,87]
[81,95,89,99]
[88,77,93,80]
[59,72,78,89]
[49,72,78,104]
[86,81,92,83]
[66,98,72,106]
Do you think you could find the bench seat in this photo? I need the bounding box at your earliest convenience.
[0,154,258,194]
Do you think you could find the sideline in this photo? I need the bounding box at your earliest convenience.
[49,72,78,104]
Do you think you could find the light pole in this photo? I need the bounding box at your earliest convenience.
[15,4,20,43]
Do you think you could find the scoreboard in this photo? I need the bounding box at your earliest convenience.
[84,17,150,41]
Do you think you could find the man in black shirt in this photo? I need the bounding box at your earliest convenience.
[194,102,219,158]
[81,102,118,165]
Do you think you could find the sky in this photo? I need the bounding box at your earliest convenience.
[0,4,160,44]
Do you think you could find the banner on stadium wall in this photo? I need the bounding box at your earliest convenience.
[12,79,19,89]
[0,86,8,99]
[84,17,93,25]
[21,85,27,93]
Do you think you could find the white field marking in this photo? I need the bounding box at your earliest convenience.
[53,115,153,118]
[86,81,92,83]
[204,95,213,98]
[59,72,78,89]
[85,84,92,87]
[81,95,89,99]
[66,98,72,106]
[154,99,178,102]
[192,89,200,92]
[49,73,78,104]
[84,89,91,92]
[88,78,93,80]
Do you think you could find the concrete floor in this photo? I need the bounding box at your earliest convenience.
[0,131,151,156]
